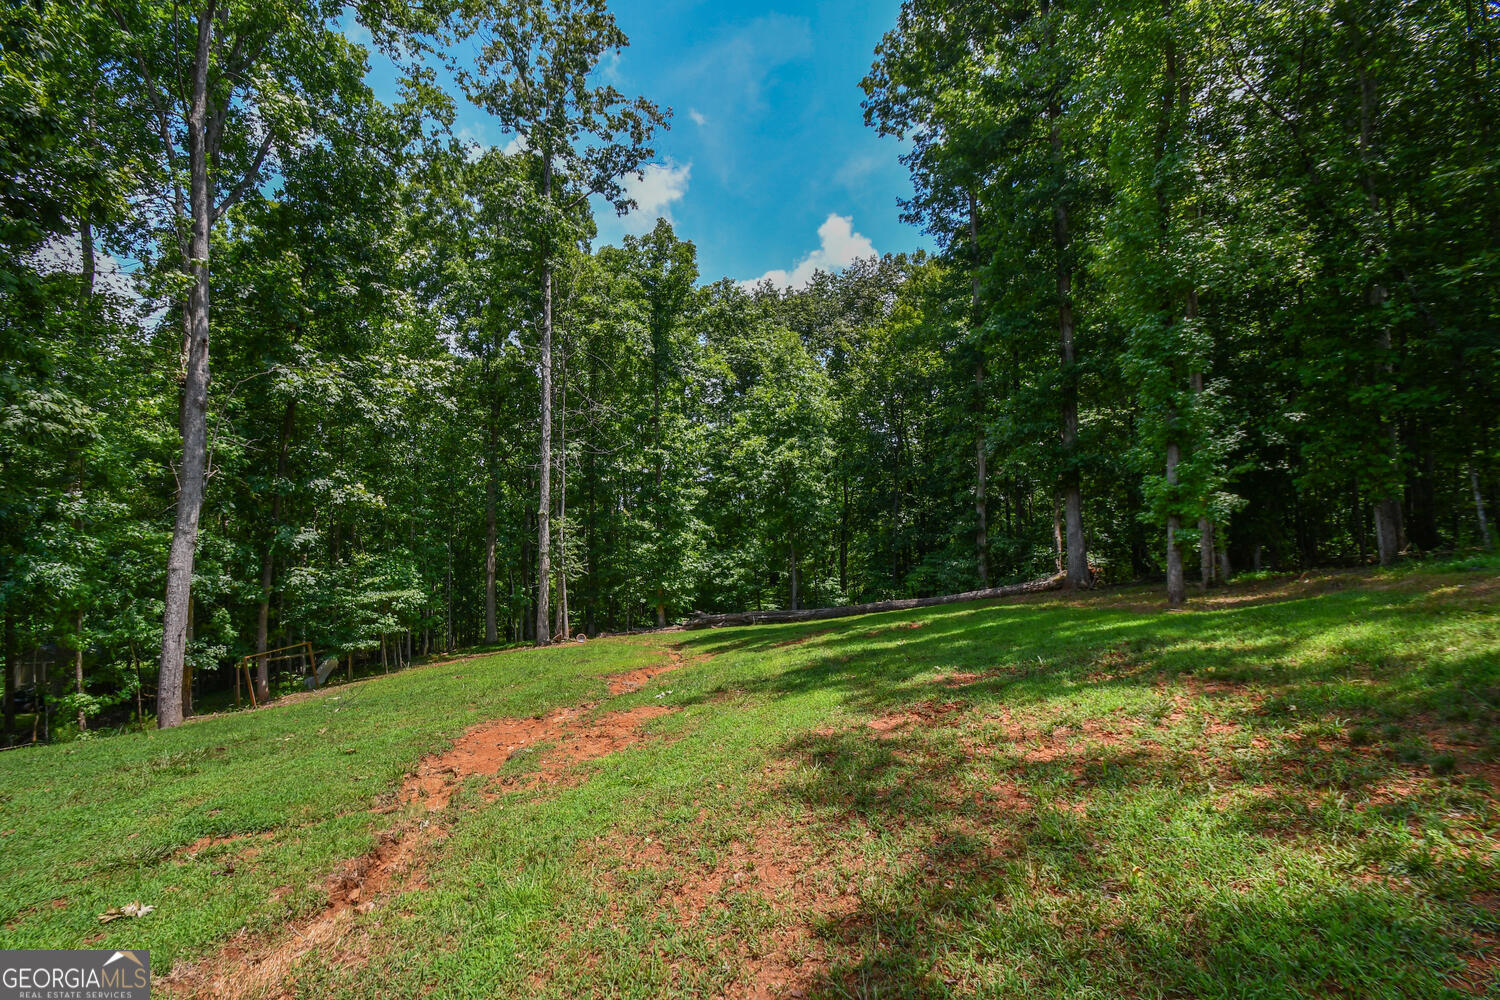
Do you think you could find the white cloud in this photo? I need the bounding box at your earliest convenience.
[598,49,623,85]
[741,214,876,291]
[680,14,812,116]
[834,152,883,189]
[618,161,691,233]
[501,133,529,157]
[688,108,707,127]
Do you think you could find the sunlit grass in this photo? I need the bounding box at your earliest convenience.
[1,559,1496,998]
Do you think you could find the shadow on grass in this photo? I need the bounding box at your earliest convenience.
[770,724,1493,998]
[679,582,1500,750]
[673,573,1499,998]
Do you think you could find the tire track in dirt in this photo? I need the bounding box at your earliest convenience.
[162,644,691,999]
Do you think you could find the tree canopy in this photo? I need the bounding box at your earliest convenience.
[1,0,1495,737]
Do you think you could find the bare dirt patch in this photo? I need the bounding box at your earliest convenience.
[177,830,275,861]
[589,818,867,1000]
[164,683,681,998]
[936,671,989,688]
[866,700,968,736]
[604,646,689,695]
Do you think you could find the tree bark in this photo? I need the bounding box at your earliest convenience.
[535,153,553,646]
[789,540,799,611]
[1473,464,1493,549]
[969,190,989,589]
[157,1,217,729]
[484,393,498,645]
[2,611,14,746]
[555,344,570,639]
[1198,518,1214,589]
[1166,439,1185,608]
[1357,48,1403,568]
[73,609,86,731]
[1052,495,1064,574]
[1044,0,1088,590]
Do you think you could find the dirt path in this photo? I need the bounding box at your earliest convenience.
[162,645,690,999]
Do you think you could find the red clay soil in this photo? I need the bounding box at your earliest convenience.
[163,701,678,999]
[865,699,969,736]
[604,646,689,695]
[590,818,867,1000]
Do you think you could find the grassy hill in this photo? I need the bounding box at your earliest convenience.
[2,561,1497,998]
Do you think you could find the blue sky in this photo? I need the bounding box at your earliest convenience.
[359,0,933,286]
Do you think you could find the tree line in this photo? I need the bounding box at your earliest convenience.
[1,0,1494,739]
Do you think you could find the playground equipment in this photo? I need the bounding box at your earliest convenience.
[234,641,317,708]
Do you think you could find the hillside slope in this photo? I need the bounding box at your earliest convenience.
[2,562,1497,998]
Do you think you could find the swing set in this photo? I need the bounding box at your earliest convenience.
[234,641,317,708]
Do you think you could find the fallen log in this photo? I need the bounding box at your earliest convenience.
[683,573,1067,630]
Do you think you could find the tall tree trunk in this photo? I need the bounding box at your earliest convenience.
[484,399,498,645]
[555,345,570,640]
[585,422,597,637]
[1198,517,1214,591]
[969,190,989,588]
[651,324,667,628]
[839,477,849,597]
[535,154,553,646]
[1166,438,1185,609]
[73,609,86,731]
[255,399,295,702]
[38,654,47,743]
[1055,194,1087,589]
[1357,50,1403,567]
[789,540,799,611]
[1044,0,1088,589]
[157,3,216,729]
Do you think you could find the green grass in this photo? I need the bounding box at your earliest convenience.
[2,561,1498,999]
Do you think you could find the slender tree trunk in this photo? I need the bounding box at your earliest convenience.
[1166,438,1185,608]
[839,477,849,597]
[535,154,553,646]
[1472,463,1493,549]
[131,643,143,729]
[969,190,989,588]
[1186,285,1212,591]
[789,540,799,611]
[255,399,295,702]
[157,4,216,729]
[38,655,47,743]
[73,609,86,731]
[1044,2,1088,589]
[3,611,14,746]
[1198,518,1214,590]
[556,345,570,640]
[1357,53,1403,568]
[484,412,498,646]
